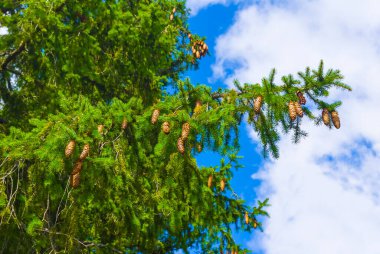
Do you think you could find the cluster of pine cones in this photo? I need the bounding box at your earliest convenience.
[65,141,90,188]
[322,109,340,129]
[191,40,208,59]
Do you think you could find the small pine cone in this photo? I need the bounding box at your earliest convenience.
[322,108,330,126]
[169,13,174,21]
[97,124,104,135]
[79,144,90,160]
[297,91,306,105]
[202,43,208,52]
[71,159,83,175]
[288,101,297,121]
[181,122,190,140]
[188,33,192,39]
[207,175,213,188]
[70,172,80,188]
[121,118,128,130]
[331,111,340,129]
[245,211,249,224]
[172,7,176,13]
[195,50,200,59]
[65,140,76,158]
[162,121,170,134]
[254,96,263,113]
[151,109,160,124]
[220,179,225,191]
[177,137,185,154]
[193,100,202,116]
[253,220,258,229]
[294,101,303,117]
[197,143,202,153]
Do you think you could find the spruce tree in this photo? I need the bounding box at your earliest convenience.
[0,1,351,253]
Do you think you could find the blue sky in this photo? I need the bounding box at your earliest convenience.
[185,0,380,253]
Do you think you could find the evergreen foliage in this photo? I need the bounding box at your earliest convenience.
[0,0,351,253]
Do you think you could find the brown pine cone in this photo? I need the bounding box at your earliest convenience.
[220,179,225,191]
[79,144,90,160]
[197,143,202,153]
[121,118,128,130]
[195,50,200,59]
[71,159,83,175]
[322,108,330,126]
[151,109,160,124]
[297,91,306,105]
[177,137,185,154]
[254,95,263,113]
[245,211,249,224]
[331,111,340,129]
[70,172,80,188]
[181,122,190,140]
[288,101,297,121]
[294,101,303,117]
[162,121,170,134]
[207,175,213,188]
[97,124,104,134]
[65,140,76,158]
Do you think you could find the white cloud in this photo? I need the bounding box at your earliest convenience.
[186,0,242,15]
[211,0,380,253]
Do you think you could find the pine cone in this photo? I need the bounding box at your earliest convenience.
[197,143,202,153]
[294,101,303,117]
[121,118,128,130]
[331,111,340,129]
[297,91,306,105]
[208,175,213,188]
[162,121,170,134]
[195,51,200,59]
[254,96,263,113]
[253,220,258,229]
[181,122,190,140]
[172,7,176,13]
[288,101,296,121]
[70,172,80,188]
[322,108,330,126]
[151,109,160,124]
[220,179,225,191]
[169,13,174,21]
[97,124,104,135]
[79,144,90,160]
[188,33,192,39]
[71,159,83,175]
[177,137,185,154]
[65,140,76,158]
[202,43,208,52]
[193,100,202,116]
[245,211,249,224]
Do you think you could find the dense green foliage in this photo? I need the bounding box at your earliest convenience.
[0,0,351,253]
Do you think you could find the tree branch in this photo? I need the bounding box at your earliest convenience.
[0,41,25,72]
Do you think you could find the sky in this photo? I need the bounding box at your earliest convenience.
[186,0,380,253]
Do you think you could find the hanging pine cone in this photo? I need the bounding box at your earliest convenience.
[172,7,176,13]
[297,91,306,105]
[97,124,104,135]
[322,108,330,126]
[294,101,303,117]
[169,13,174,21]
[79,144,90,160]
[177,137,185,154]
[70,172,80,188]
[245,211,249,224]
[71,159,83,175]
[188,33,192,39]
[121,117,128,130]
[195,50,200,59]
[162,121,170,134]
[288,101,296,121]
[193,100,202,116]
[254,95,263,113]
[151,109,160,124]
[181,122,190,140]
[331,111,340,129]
[220,179,225,191]
[65,140,76,158]
[197,143,202,153]
[253,219,258,229]
[208,175,213,188]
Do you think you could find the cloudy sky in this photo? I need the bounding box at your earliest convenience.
[187,0,380,253]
